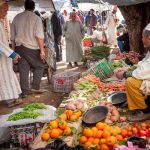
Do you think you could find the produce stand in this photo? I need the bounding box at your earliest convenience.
[3,46,150,149]
[30,118,82,149]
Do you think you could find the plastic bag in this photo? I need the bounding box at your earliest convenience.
[36,138,87,150]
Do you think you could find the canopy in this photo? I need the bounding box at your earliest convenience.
[102,0,150,6]
[7,0,55,11]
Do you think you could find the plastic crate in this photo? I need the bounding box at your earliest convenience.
[9,123,44,147]
[82,58,113,80]
[52,71,80,93]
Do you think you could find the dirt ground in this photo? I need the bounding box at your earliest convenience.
[0,62,84,115]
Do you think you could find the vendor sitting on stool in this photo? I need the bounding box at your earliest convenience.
[91,27,103,45]
[115,23,150,122]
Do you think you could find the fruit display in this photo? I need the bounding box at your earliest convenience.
[8,111,41,121]
[79,122,124,150]
[41,119,76,141]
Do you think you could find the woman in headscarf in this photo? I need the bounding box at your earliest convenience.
[0,1,22,107]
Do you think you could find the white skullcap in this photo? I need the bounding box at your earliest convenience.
[145,23,150,31]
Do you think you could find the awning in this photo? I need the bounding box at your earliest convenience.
[102,0,150,6]
[7,0,55,11]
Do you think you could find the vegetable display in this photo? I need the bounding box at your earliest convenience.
[111,61,123,70]
[78,75,125,92]
[90,45,111,60]
[23,103,47,111]
[8,111,41,121]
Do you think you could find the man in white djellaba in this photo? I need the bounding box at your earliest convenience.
[0,1,22,107]
[105,9,118,46]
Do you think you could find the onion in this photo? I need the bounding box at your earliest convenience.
[105,119,113,124]
[119,116,127,122]
[65,103,76,110]
[112,110,119,116]
[110,115,119,122]
[76,102,83,109]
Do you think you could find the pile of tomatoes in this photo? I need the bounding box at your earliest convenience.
[122,122,150,138]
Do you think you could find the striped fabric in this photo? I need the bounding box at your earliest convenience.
[0,21,21,101]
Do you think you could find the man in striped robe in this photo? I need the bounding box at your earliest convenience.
[0,1,22,107]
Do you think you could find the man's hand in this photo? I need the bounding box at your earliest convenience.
[40,51,46,60]
[14,54,21,61]
[115,70,125,80]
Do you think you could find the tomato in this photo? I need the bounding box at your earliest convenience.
[134,123,139,128]
[139,130,146,137]
[128,131,133,137]
[132,127,138,135]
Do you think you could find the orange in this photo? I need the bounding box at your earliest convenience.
[57,128,63,136]
[45,128,51,134]
[65,110,73,116]
[64,127,72,136]
[60,114,67,121]
[41,132,50,141]
[100,144,109,150]
[121,129,128,138]
[92,138,99,145]
[99,138,106,144]
[84,141,92,148]
[69,115,78,122]
[59,121,68,130]
[74,110,82,118]
[102,131,111,138]
[80,136,87,144]
[95,130,103,138]
[49,120,58,129]
[88,137,94,143]
[91,127,98,138]
[96,122,105,130]
[50,129,60,139]
[116,135,123,141]
[106,136,117,146]
[83,128,93,138]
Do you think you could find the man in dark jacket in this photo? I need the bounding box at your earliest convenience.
[51,11,62,62]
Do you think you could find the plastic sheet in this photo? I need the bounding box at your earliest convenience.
[0,105,56,127]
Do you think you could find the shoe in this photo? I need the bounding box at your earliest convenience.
[128,110,150,122]
[67,62,73,69]
[31,89,47,94]
[21,91,32,98]
[7,99,23,108]
[74,62,79,67]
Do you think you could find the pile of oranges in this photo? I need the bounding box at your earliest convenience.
[62,109,82,122]
[80,122,125,150]
[41,119,72,141]
[41,109,82,142]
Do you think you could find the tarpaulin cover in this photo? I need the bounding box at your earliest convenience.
[102,0,150,6]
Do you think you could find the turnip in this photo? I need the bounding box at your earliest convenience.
[65,103,76,110]
[119,116,127,122]
[105,119,113,124]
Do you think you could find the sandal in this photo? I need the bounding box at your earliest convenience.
[8,99,23,108]
[67,62,73,69]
